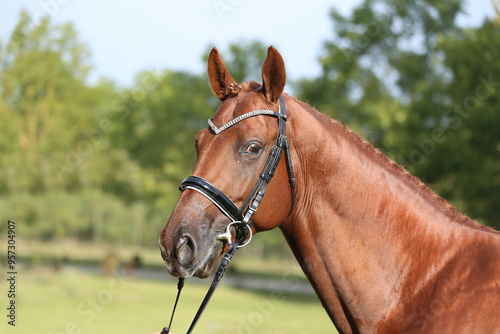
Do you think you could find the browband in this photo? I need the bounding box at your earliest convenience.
[208,108,285,135]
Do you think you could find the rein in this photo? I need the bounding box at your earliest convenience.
[161,96,295,333]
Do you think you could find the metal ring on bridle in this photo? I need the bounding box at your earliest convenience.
[217,221,253,248]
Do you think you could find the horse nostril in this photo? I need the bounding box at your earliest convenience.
[176,235,196,266]
[159,243,168,262]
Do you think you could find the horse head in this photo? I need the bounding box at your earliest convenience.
[159,46,294,278]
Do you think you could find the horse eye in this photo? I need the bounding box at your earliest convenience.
[245,143,262,154]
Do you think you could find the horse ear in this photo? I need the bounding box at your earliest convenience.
[207,47,238,101]
[261,46,286,104]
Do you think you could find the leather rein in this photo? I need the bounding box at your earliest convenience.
[161,96,295,334]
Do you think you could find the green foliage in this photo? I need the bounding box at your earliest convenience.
[1,189,135,242]
[422,21,500,224]
[0,11,156,243]
[1,269,332,334]
[297,0,500,228]
[0,13,271,246]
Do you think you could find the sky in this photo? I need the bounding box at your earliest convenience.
[0,0,496,87]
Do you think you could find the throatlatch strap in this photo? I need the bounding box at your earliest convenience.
[279,96,296,215]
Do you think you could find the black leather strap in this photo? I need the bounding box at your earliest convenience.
[240,96,295,216]
[186,242,237,334]
[279,97,296,216]
[161,277,184,334]
[180,176,244,222]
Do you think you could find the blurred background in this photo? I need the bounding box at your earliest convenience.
[0,0,499,333]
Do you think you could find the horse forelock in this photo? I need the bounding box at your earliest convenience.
[212,81,269,123]
[223,81,262,98]
[239,81,262,93]
[226,82,240,96]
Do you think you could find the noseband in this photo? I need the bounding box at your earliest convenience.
[161,96,295,334]
[180,95,296,246]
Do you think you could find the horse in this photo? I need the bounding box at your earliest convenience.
[159,46,500,333]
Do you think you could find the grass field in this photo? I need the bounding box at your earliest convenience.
[0,266,335,334]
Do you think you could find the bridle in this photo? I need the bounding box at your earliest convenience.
[182,95,295,246]
[161,95,295,333]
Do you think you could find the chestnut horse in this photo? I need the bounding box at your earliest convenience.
[159,46,500,333]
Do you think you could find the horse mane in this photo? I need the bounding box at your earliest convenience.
[289,96,498,234]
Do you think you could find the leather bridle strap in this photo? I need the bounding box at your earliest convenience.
[161,277,184,334]
[179,176,244,222]
[240,96,296,216]
[185,241,237,333]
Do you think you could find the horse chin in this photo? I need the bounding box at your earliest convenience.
[191,239,225,279]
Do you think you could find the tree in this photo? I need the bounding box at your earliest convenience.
[422,20,500,226]
[0,13,277,246]
[0,11,144,243]
[297,0,500,228]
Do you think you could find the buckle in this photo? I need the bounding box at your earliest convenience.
[217,222,253,248]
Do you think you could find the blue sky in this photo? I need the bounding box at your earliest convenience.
[0,0,495,87]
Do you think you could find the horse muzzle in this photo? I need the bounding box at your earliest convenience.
[160,237,223,279]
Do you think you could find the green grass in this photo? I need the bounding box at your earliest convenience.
[1,267,335,334]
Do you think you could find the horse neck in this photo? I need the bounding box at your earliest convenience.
[279,99,482,332]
